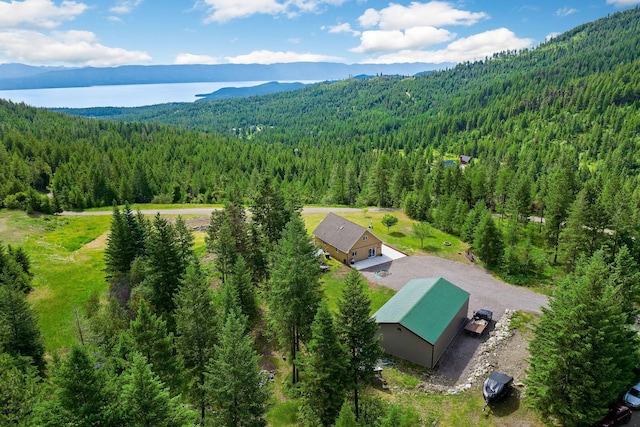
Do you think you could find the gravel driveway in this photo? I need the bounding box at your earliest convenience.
[360,255,548,384]
[360,255,548,318]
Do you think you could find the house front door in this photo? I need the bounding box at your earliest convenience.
[368,248,376,257]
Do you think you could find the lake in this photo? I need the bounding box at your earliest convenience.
[0,81,318,108]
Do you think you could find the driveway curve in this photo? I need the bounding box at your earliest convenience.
[360,255,548,319]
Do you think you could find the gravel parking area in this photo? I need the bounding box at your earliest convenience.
[360,255,548,385]
[360,255,548,319]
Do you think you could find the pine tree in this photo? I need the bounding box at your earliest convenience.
[415,182,432,222]
[204,209,225,252]
[334,401,358,427]
[300,303,348,427]
[0,352,41,426]
[246,222,269,284]
[250,175,291,245]
[118,352,194,427]
[127,298,183,392]
[344,161,360,206]
[526,251,640,426]
[461,201,487,243]
[327,163,346,205]
[174,215,196,271]
[391,157,412,207]
[226,200,250,255]
[213,218,238,284]
[367,153,392,208]
[145,213,185,315]
[473,213,504,269]
[0,283,45,374]
[50,345,112,426]
[104,201,145,279]
[544,166,575,264]
[205,310,268,427]
[335,270,382,420]
[104,203,128,277]
[229,255,258,325]
[0,242,31,293]
[267,214,321,384]
[173,263,217,424]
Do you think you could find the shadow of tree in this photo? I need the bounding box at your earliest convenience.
[389,231,405,238]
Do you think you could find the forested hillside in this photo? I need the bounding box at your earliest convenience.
[2,7,640,277]
[4,8,640,426]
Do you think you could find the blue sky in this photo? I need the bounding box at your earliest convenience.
[0,0,638,67]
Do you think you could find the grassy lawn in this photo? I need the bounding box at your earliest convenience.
[303,209,469,263]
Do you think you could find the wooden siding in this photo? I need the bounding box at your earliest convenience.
[315,229,382,265]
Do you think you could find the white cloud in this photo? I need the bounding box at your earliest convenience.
[357,1,489,30]
[606,0,640,6]
[326,23,360,36]
[226,49,343,64]
[351,26,454,53]
[201,0,347,23]
[174,53,221,64]
[0,29,152,66]
[351,2,489,56]
[554,7,577,17]
[545,32,560,41]
[110,0,143,14]
[0,0,88,29]
[363,28,533,64]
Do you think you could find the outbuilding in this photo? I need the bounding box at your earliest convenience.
[372,277,470,368]
[312,212,383,265]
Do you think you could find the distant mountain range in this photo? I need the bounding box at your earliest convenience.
[0,62,447,90]
[195,81,310,101]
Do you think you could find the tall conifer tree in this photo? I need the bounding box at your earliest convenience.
[527,251,640,426]
[336,270,382,420]
[266,214,321,384]
[205,310,268,427]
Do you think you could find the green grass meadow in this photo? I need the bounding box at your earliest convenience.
[1,211,111,351]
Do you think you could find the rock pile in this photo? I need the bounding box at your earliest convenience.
[417,309,515,395]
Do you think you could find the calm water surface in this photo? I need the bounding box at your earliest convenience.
[0,81,316,108]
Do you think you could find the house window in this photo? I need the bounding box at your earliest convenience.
[335,247,340,253]
[363,235,368,241]
[352,251,358,257]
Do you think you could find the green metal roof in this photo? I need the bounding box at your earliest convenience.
[372,277,470,344]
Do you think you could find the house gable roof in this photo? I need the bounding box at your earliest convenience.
[312,212,379,253]
[372,277,470,344]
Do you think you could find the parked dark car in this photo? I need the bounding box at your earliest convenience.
[593,403,631,427]
[482,371,512,410]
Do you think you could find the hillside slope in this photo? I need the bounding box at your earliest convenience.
[1,7,640,216]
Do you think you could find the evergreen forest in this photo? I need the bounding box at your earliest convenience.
[2,6,640,427]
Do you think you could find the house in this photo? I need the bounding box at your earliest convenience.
[312,213,383,265]
[459,155,472,165]
[372,277,470,368]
